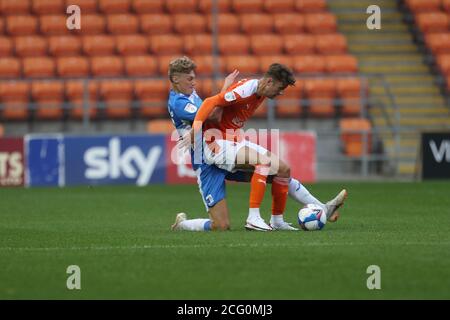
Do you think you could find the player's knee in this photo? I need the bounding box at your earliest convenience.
[279,162,290,177]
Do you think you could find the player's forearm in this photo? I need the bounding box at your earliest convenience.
[193,96,222,130]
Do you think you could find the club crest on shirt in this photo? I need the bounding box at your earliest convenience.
[224,91,236,102]
[184,103,198,113]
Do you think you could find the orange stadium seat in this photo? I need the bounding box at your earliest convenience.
[0,37,13,56]
[315,34,348,54]
[166,0,197,14]
[283,34,315,54]
[425,33,450,54]
[124,55,157,76]
[273,13,304,34]
[250,34,283,55]
[139,14,172,34]
[264,0,294,13]
[57,56,90,77]
[337,77,364,116]
[305,13,337,34]
[444,0,450,12]
[116,34,148,56]
[304,78,336,117]
[192,55,225,75]
[147,119,174,134]
[98,0,130,13]
[65,80,98,119]
[100,80,133,118]
[0,82,30,120]
[40,15,69,35]
[340,118,372,156]
[48,35,82,56]
[6,15,38,36]
[183,34,212,55]
[23,57,55,77]
[150,34,183,55]
[173,14,207,35]
[32,0,64,14]
[78,14,106,35]
[107,14,139,34]
[207,14,240,34]
[406,0,441,13]
[31,81,64,120]
[293,55,326,73]
[295,0,327,12]
[135,79,168,118]
[437,54,450,74]
[65,0,98,13]
[90,56,124,76]
[82,35,116,56]
[0,57,21,78]
[198,0,231,13]
[132,0,164,13]
[198,78,224,97]
[259,55,294,70]
[14,36,47,57]
[416,13,449,33]
[240,14,273,34]
[276,82,302,117]
[1,0,30,15]
[326,55,358,73]
[224,55,260,74]
[0,18,4,34]
[218,34,250,55]
[232,0,263,13]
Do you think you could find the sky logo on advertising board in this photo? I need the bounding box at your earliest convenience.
[84,137,162,186]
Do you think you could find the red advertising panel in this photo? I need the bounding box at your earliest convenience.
[0,137,24,187]
[165,135,197,184]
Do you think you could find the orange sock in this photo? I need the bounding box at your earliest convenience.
[249,166,269,208]
[272,176,290,215]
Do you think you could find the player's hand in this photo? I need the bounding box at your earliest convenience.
[222,69,239,92]
[178,129,194,152]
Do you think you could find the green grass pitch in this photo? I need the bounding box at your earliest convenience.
[1,182,450,299]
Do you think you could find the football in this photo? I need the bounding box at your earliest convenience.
[298,204,327,231]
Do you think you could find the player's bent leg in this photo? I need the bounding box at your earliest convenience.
[208,199,231,231]
[325,189,348,222]
[171,212,212,231]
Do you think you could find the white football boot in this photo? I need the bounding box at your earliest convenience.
[324,189,348,222]
[171,212,187,230]
[270,219,299,231]
[245,216,273,231]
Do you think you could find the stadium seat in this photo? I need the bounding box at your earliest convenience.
[315,34,348,54]
[23,57,55,77]
[326,55,358,73]
[48,36,82,56]
[31,81,64,119]
[232,0,263,13]
[406,0,441,13]
[304,13,337,34]
[65,0,98,13]
[437,54,450,74]
[173,14,207,34]
[107,14,139,34]
[40,15,69,35]
[183,34,212,55]
[147,119,174,134]
[14,36,47,57]
[0,18,4,34]
[273,13,304,34]
[139,14,173,34]
[165,0,197,14]
[192,55,225,75]
[444,0,450,13]
[150,34,183,55]
[198,0,231,13]
[0,57,21,78]
[6,15,38,36]
[77,14,106,34]
[0,82,29,120]
[207,14,240,34]
[100,80,134,118]
[337,77,365,116]
[135,79,168,118]
[65,80,98,119]
[293,55,326,73]
[116,34,148,56]
[218,34,250,55]
[98,0,131,13]
[198,78,224,97]
[0,37,13,56]
[1,0,30,15]
[304,78,336,117]
[416,13,449,33]
[250,34,283,55]
[264,0,294,13]
[259,55,294,70]
[124,55,157,76]
[57,56,90,77]
[276,82,302,117]
[425,33,450,54]
[132,0,164,13]
[295,0,327,12]
[240,14,273,34]
[82,35,116,56]
[224,55,260,74]
[90,56,124,76]
[32,0,64,14]
[340,118,372,156]
[283,34,315,54]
